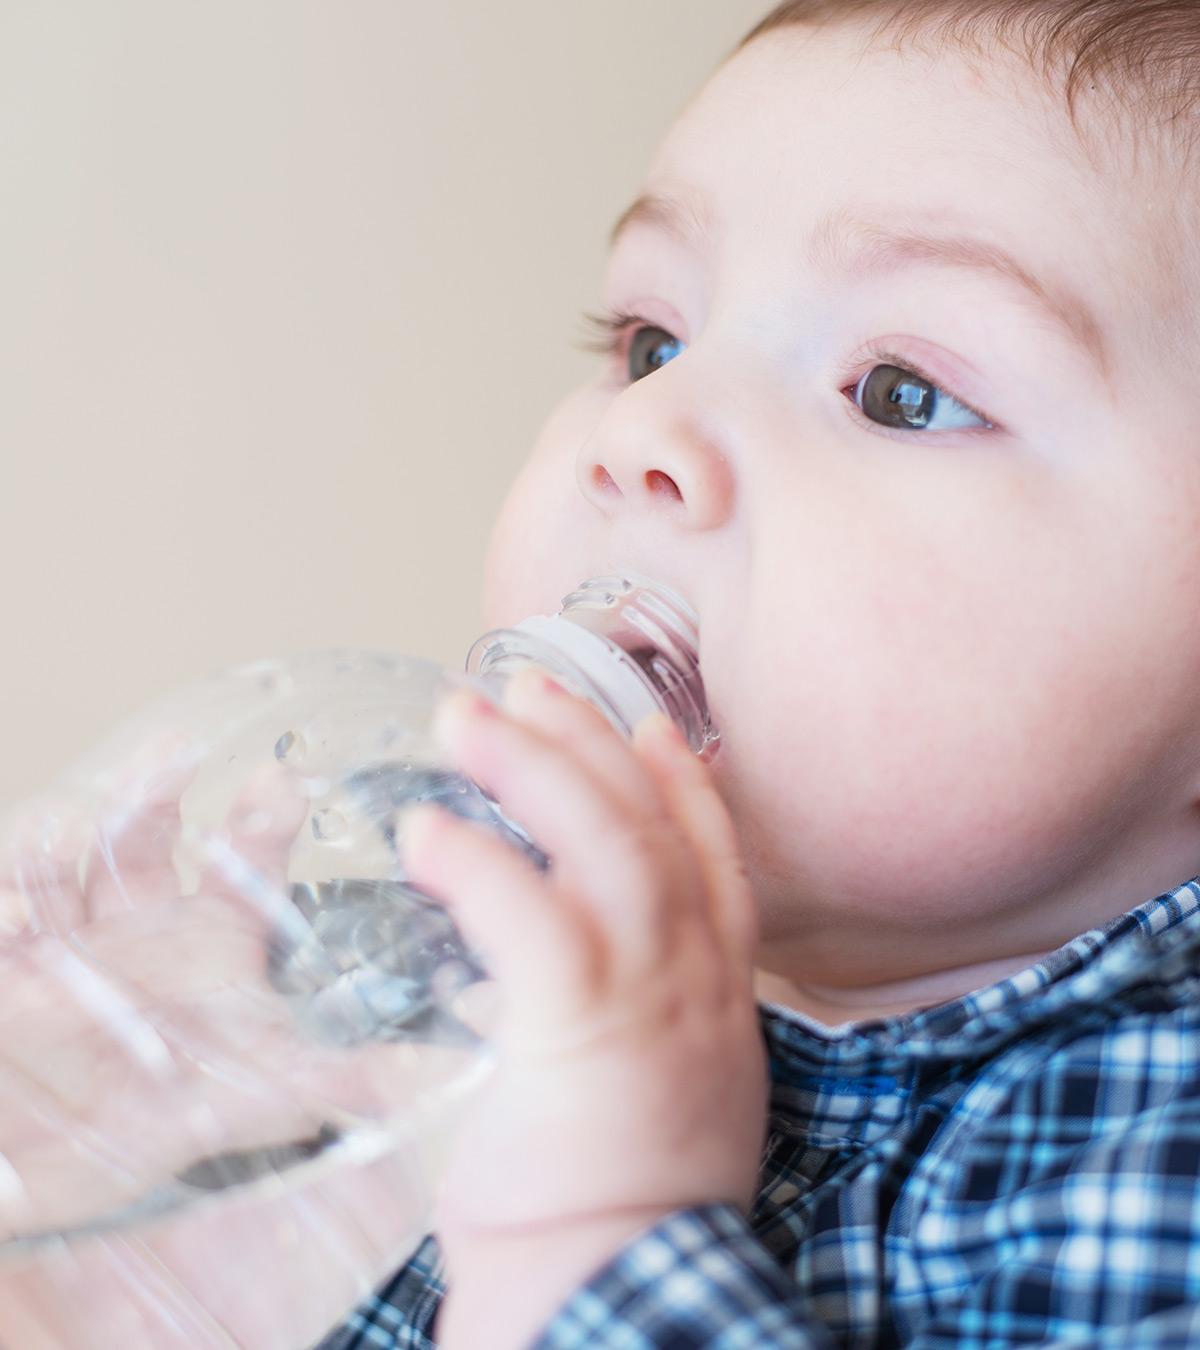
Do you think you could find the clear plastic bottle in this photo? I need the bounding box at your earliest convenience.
[0,573,716,1291]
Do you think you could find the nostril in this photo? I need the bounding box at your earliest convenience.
[589,464,620,494]
[645,469,683,500]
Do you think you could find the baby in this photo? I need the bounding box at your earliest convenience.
[322,1,1200,1345]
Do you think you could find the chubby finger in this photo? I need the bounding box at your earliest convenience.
[496,666,668,821]
[429,686,702,967]
[632,713,760,969]
[399,802,605,1036]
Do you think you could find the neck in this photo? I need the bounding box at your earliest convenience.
[753,947,1057,1028]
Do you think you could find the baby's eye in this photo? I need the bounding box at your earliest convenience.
[624,325,685,383]
[578,310,685,384]
[848,363,992,432]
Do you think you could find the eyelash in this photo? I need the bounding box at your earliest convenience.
[577,307,647,356]
[575,306,999,433]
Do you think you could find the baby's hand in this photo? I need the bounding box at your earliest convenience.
[401,666,768,1348]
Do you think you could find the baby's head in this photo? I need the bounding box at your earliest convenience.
[480,2,1200,1015]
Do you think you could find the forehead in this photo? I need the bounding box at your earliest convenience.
[631,24,1190,379]
[654,26,1093,229]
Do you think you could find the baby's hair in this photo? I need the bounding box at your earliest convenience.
[733,1,1200,151]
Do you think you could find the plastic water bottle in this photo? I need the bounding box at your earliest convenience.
[0,573,716,1276]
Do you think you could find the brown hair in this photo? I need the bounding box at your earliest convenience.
[732,2,1200,145]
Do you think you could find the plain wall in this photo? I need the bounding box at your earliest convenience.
[0,2,768,809]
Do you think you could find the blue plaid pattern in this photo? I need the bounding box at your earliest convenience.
[317,878,1200,1348]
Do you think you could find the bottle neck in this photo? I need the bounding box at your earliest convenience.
[464,573,720,762]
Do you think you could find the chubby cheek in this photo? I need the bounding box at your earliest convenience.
[704,525,1192,936]
[480,386,609,632]
[714,676,1077,932]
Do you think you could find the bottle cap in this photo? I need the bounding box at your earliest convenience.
[465,573,719,760]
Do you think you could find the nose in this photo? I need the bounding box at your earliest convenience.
[575,369,736,531]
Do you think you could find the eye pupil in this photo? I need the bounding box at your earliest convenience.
[861,364,936,429]
[628,326,683,382]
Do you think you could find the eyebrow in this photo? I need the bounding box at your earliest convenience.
[608,191,1109,375]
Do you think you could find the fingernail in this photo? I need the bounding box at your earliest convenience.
[508,666,565,700]
[449,687,498,717]
[434,690,497,745]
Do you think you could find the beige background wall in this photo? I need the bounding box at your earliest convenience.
[0,2,766,809]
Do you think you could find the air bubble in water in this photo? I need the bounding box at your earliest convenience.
[274,730,307,763]
[311,809,347,842]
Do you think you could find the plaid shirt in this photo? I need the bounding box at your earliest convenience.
[317,877,1200,1348]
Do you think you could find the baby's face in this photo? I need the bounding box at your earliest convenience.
[480,23,1200,988]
